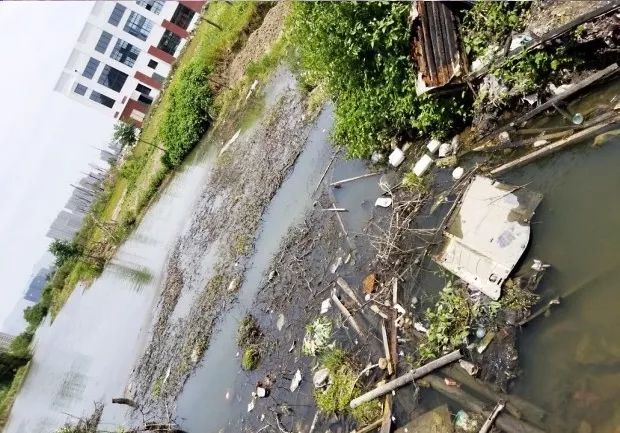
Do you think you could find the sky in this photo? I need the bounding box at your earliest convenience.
[0,2,115,328]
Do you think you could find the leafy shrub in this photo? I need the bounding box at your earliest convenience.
[290,2,467,157]
[8,332,33,358]
[159,60,213,168]
[23,304,47,329]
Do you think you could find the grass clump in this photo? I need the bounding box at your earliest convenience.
[402,172,428,192]
[290,2,468,158]
[419,284,474,361]
[241,346,261,371]
[314,349,381,425]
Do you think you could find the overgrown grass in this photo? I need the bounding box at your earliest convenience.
[0,363,31,429]
[241,346,260,371]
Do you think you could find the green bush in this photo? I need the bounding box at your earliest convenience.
[290,2,467,157]
[23,304,47,329]
[159,60,213,168]
[8,332,33,358]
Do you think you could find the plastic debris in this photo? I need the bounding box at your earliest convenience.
[256,387,267,398]
[320,298,331,314]
[375,197,393,208]
[371,151,385,164]
[413,154,433,176]
[477,331,496,354]
[302,317,332,356]
[438,142,452,157]
[475,327,486,339]
[531,259,550,271]
[290,369,302,392]
[451,135,460,155]
[452,167,464,180]
[247,399,255,412]
[458,359,479,376]
[455,410,479,433]
[509,33,533,51]
[427,138,441,154]
[523,93,538,105]
[389,148,405,167]
[444,377,459,387]
[414,322,428,333]
[329,256,342,274]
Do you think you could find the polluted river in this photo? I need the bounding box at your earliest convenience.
[6,69,620,433]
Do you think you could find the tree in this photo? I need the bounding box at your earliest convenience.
[8,331,33,358]
[49,240,81,267]
[0,351,30,383]
[113,121,137,148]
[23,303,47,328]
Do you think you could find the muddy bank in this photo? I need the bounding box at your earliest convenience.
[128,69,314,417]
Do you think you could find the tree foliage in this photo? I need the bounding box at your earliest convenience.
[0,352,30,384]
[49,240,81,267]
[159,60,214,168]
[23,304,47,329]
[112,122,137,148]
[290,2,467,157]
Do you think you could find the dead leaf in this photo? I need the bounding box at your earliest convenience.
[362,273,376,295]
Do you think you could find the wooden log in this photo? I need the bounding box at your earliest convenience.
[352,418,383,433]
[420,375,546,433]
[349,349,462,408]
[490,116,620,175]
[332,290,364,338]
[519,298,561,326]
[379,394,393,433]
[336,277,363,307]
[479,401,506,433]
[330,172,382,187]
[381,321,394,375]
[442,365,546,423]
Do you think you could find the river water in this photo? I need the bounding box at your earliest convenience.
[6,73,620,433]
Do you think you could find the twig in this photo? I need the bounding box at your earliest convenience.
[330,172,382,187]
[313,151,339,195]
[274,413,291,433]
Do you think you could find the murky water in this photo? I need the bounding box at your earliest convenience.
[501,80,620,432]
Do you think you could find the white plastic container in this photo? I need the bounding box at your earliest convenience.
[426,138,441,154]
[388,148,405,167]
[452,167,464,180]
[413,154,433,177]
[438,142,452,157]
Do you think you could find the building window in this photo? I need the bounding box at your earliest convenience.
[138,93,153,105]
[110,39,140,67]
[74,84,88,96]
[136,0,164,15]
[123,12,153,41]
[108,3,127,26]
[89,90,115,108]
[82,57,100,79]
[152,72,165,84]
[170,4,195,30]
[147,59,158,69]
[136,84,151,95]
[95,31,112,54]
[158,30,182,56]
[98,65,128,92]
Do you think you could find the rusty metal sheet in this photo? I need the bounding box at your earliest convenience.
[411,1,466,94]
[434,176,542,300]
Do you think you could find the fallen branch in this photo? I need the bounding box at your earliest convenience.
[332,289,364,338]
[379,394,393,433]
[336,277,363,307]
[479,401,506,433]
[420,375,546,433]
[330,172,382,187]
[321,207,347,212]
[519,298,561,326]
[491,116,620,175]
[352,418,383,433]
[350,349,462,408]
[381,321,394,376]
[313,150,339,195]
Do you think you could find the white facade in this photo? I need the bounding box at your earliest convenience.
[55,0,204,125]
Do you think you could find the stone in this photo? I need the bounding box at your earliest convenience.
[371,151,385,164]
[313,368,330,388]
[256,387,267,398]
[413,154,433,176]
[458,360,479,376]
[427,138,441,154]
[276,313,285,331]
[394,405,454,433]
[454,410,482,433]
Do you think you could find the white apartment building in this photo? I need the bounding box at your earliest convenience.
[55,0,206,126]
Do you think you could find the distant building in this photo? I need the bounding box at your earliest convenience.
[24,268,51,303]
[55,1,205,127]
[0,332,15,351]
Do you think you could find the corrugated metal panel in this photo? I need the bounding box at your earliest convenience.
[411,1,466,94]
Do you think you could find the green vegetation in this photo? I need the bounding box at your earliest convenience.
[419,285,473,361]
[401,172,428,191]
[314,349,382,425]
[290,2,468,157]
[500,280,540,315]
[0,363,30,429]
[241,346,260,371]
[302,316,333,356]
[151,377,163,398]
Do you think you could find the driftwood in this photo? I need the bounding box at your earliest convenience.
[313,150,338,195]
[479,401,506,433]
[352,418,383,433]
[519,298,561,326]
[381,321,394,375]
[442,365,546,423]
[350,349,462,408]
[419,375,546,433]
[330,172,382,187]
[491,116,620,175]
[332,290,364,338]
[336,277,363,307]
[379,394,393,433]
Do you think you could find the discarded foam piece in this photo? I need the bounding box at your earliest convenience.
[452,167,464,180]
[389,148,405,167]
[438,142,452,157]
[413,154,433,177]
[375,197,393,208]
[427,138,441,154]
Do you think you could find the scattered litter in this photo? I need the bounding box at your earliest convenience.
[499,131,511,144]
[219,129,241,156]
[394,303,406,315]
[523,93,538,105]
[572,112,584,125]
[371,151,385,164]
[475,327,486,339]
[533,139,549,147]
[531,259,550,271]
[454,410,479,433]
[427,138,441,154]
[549,82,574,95]
[329,256,343,273]
[411,296,419,306]
[256,387,267,398]
[395,405,453,433]
[379,172,401,193]
[245,79,259,101]
[288,341,296,353]
[412,154,433,176]
[477,331,496,354]
[471,58,484,72]
[247,399,255,412]
[509,33,533,51]
[344,253,351,264]
[458,359,479,376]
[444,377,459,387]
[268,270,277,281]
[225,390,232,400]
[290,369,302,392]
[227,277,240,293]
[452,167,464,180]
[389,148,406,167]
[320,298,331,314]
[276,313,285,331]
[375,197,393,208]
[451,135,460,155]
[302,317,332,356]
[362,273,376,295]
[414,322,428,333]
[313,368,330,388]
[438,142,451,157]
